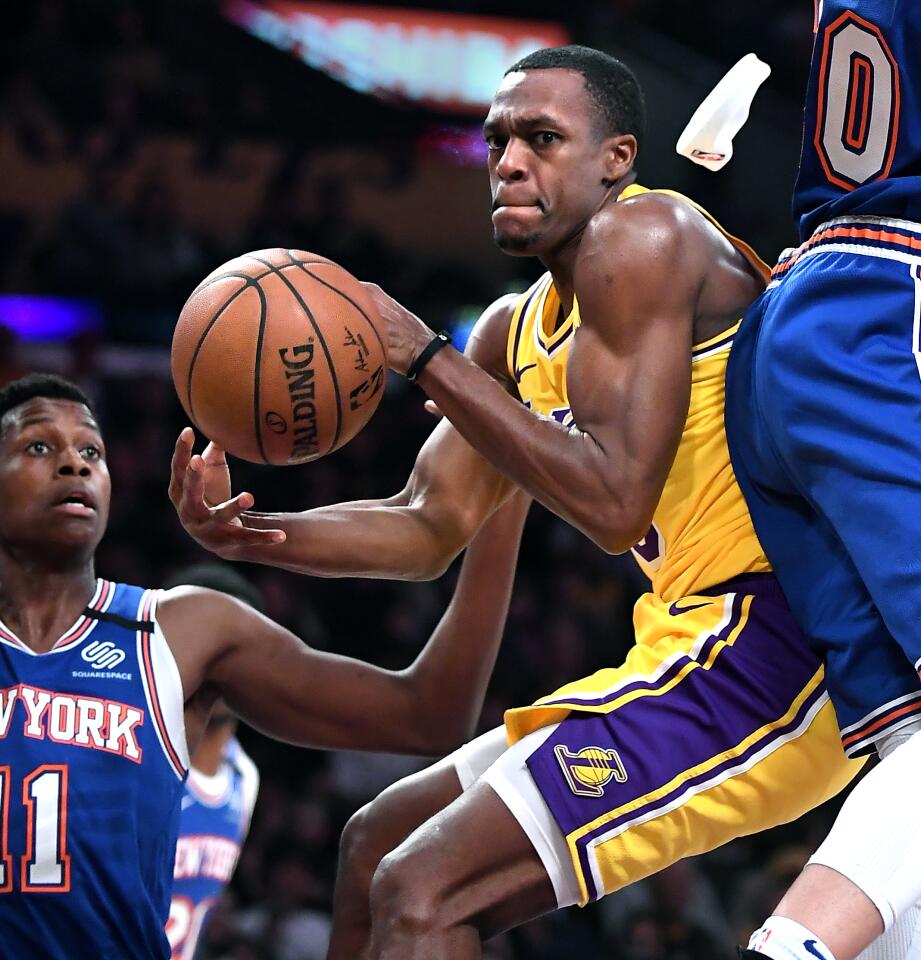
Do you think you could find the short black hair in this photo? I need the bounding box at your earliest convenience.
[0,373,95,424]
[506,45,646,148]
[162,562,265,614]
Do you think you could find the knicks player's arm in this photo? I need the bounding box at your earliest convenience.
[399,197,732,552]
[160,492,530,754]
[169,296,519,581]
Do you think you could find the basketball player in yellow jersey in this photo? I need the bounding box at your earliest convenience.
[170,46,863,958]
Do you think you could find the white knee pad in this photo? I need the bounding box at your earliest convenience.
[810,727,921,929]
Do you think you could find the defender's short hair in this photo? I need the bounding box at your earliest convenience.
[0,373,95,425]
[506,45,646,148]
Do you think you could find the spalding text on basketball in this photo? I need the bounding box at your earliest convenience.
[279,342,320,460]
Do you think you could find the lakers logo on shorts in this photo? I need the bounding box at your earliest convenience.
[555,745,628,797]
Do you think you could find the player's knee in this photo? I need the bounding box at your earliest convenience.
[370,846,441,936]
[338,800,388,889]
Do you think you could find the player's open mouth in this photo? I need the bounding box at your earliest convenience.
[53,490,97,516]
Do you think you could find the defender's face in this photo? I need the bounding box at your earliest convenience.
[484,68,611,257]
[0,398,110,559]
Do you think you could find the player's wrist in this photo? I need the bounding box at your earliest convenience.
[407,330,452,383]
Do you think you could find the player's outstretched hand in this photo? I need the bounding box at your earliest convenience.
[168,428,286,560]
[362,281,438,376]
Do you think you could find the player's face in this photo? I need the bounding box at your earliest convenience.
[0,398,110,561]
[484,68,615,258]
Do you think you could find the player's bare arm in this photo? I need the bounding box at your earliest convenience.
[160,489,529,756]
[169,296,519,580]
[372,196,742,553]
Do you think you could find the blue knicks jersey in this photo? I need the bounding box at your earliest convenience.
[795,0,921,240]
[168,738,259,960]
[0,580,188,959]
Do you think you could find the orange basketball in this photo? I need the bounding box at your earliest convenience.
[171,249,387,465]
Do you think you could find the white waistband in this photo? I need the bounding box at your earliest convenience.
[779,214,921,261]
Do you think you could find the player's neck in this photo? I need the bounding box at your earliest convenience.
[0,556,97,653]
[542,171,637,312]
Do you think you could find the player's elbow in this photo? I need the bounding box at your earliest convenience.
[409,716,471,755]
[404,504,478,580]
[583,503,650,555]
[389,715,467,756]
[393,683,477,755]
[401,541,459,581]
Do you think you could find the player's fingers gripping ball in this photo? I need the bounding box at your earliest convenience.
[172,249,387,465]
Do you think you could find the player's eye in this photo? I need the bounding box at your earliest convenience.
[81,445,101,460]
[534,131,559,146]
[25,440,50,454]
[484,134,504,151]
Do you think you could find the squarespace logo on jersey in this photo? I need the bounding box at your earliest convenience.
[68,639,133,681]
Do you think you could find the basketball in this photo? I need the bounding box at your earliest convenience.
[171,249,387,465]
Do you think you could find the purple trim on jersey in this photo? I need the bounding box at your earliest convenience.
[576,680,827,901]
[691,331,735,360]
[522,578,824,900]
[526,647,821,839]
[535,593,744,710]
[510,285,541,381]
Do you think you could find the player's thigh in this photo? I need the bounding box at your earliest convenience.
[504,584,860,906]
[346,726,509,860]
[375,773,559,940]
[722,440,913,755]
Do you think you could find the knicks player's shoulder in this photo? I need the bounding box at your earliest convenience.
[157,586,258,641]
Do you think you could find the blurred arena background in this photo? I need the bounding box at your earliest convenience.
[0,2,846,957]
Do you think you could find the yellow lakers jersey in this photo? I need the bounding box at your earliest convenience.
[506,184,771,601]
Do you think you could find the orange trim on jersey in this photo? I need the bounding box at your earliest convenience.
[0,625,27,652]
[21,764,71,893]
[841,699,921,750]
[50,579,111,652]
[813,11,900,192]
[139,592,186,779]
[0,581,111,654]
[50,610,99,652]
[772,224,921,277]
[0,766,11,893]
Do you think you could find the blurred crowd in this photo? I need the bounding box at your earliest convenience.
[1,2,855,958]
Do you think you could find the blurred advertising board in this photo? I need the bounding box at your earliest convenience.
[223,0,569,113]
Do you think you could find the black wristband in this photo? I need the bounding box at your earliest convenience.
[406,330,452,383]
